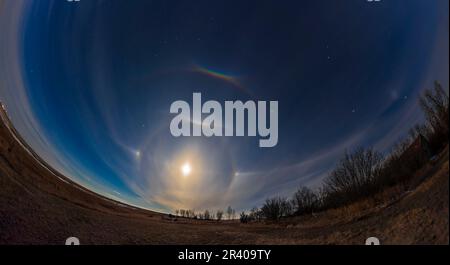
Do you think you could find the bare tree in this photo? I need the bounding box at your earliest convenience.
[226,206,233,220]
[240,211,249,223]
[419,82,449,151]
[261,197,292,220]
[323,147,383,206]
[203,210,211,220]
[216,210,223,221]
[292,187,319,215]
[249,207,262,221]
[189,209,195,219]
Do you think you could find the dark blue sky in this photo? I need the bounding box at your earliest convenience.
[0,0,448,212]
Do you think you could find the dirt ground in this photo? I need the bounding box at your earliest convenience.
[0,108,448,245]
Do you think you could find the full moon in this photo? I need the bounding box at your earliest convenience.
[181,162,192,177]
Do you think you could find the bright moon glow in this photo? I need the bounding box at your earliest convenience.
[181,162,192,177]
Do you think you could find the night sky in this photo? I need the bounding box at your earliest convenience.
[0,0,448,212]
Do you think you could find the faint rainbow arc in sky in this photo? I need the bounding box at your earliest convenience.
[190,65,253,97]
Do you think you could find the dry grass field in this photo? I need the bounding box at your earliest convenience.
[0,108,448,245]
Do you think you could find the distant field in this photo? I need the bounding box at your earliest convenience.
[0,109,448,245]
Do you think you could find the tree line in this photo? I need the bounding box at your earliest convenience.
[171,83,448,224]
[174,206,236,220]
[239,82,448,223]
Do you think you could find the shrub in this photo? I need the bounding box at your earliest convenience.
[240,212,249,223]
[322,147,383,208]
[261,197,292,220]
[292,187,319,215]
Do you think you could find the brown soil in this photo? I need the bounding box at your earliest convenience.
[0,108,448,245]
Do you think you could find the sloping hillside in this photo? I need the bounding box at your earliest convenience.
[0,108,448,244]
